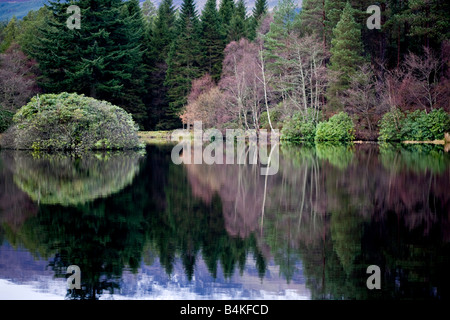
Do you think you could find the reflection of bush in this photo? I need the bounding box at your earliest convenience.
[380,143,450,174]
[10,150,145,206]
[280,143,317,168]
[315,142,354,170]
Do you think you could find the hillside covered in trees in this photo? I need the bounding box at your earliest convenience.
[0,0,449,140]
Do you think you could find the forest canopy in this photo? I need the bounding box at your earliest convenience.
[0,0,448,141]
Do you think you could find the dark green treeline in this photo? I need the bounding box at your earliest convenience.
[12,0,264,130]
[1,0,449,130]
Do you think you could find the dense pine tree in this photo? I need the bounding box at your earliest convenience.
[164,0,203,128]
[150,0,176,62]
[299,0,326,45]
[0,16,18,52]
[219,0,235,36]
[145,0,176,129]
[141,0,157,27]
[33,0,148,126]
[264,0,300,74]
[406,0,450,52]
[228,0,248,42]
[248,0,267,40]
[383,0,409,68]
[200,0,225,81]
[324,0,346,47]
[253,0,268,21]
[16,7,51,57]
[327,2,364,110]
[118,0,148,125]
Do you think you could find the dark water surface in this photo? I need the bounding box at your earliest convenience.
[0,143,449,300]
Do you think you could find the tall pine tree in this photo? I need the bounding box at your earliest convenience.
[200,0,225,81]
[219,0,235,36]
[0,16,18,52]
[228,0,248,42]
[164,0,202,128]
[324,0,346,47]
[248,0,267,40]
[34,0,147,126]
[406,0,450,53]
[327,2,364,110]
[253,0,268,21]
[264,0,300,74]
[299,0,326,46]
[145,0,176,129]
[118,0,148,125]
[141,0,157,27]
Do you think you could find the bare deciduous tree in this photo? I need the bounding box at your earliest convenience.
[344,64,380,133]
[403,47,442,111]
[266,34,329,123]
[219,38,266,130]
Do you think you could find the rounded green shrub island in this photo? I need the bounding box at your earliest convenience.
[1,92,144,150]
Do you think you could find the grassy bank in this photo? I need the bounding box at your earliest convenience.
[138,131,174,144]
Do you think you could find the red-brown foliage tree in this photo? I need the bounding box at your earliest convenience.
[0,43,39,111]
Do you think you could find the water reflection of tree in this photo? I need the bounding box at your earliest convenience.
[155,160,267,280]
[183,142,450,299]
[300,143,450,300]
[1,145,268,299]
[1,143,450,299]
[6,150,145,206]
[0,148,154,299]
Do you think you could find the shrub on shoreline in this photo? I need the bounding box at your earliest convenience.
[379,108,450,141]
[281,109,319,141]
[1,92,144,150]
[315,112,355,142]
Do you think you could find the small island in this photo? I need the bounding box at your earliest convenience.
[1,92,145,151]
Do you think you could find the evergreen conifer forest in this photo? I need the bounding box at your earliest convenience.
[0,0,448,140]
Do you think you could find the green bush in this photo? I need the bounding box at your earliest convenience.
[281,109,319,141]
[402,109,450,141]
[379,108,450,141]
[315,112,355,142]
[0,108,14,133]
[378,107,405,141]
[1,92,144,150]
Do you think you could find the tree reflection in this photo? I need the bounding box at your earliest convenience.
[0,143,449,299]
[6,150,145,206]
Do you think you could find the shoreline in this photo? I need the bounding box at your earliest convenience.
[138,131,450,146]
[1,131,448,150]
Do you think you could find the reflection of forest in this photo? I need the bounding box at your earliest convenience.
[184,143,450,299]
[0,143,449,299]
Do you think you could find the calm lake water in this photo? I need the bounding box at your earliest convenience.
[0,142,449,300]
